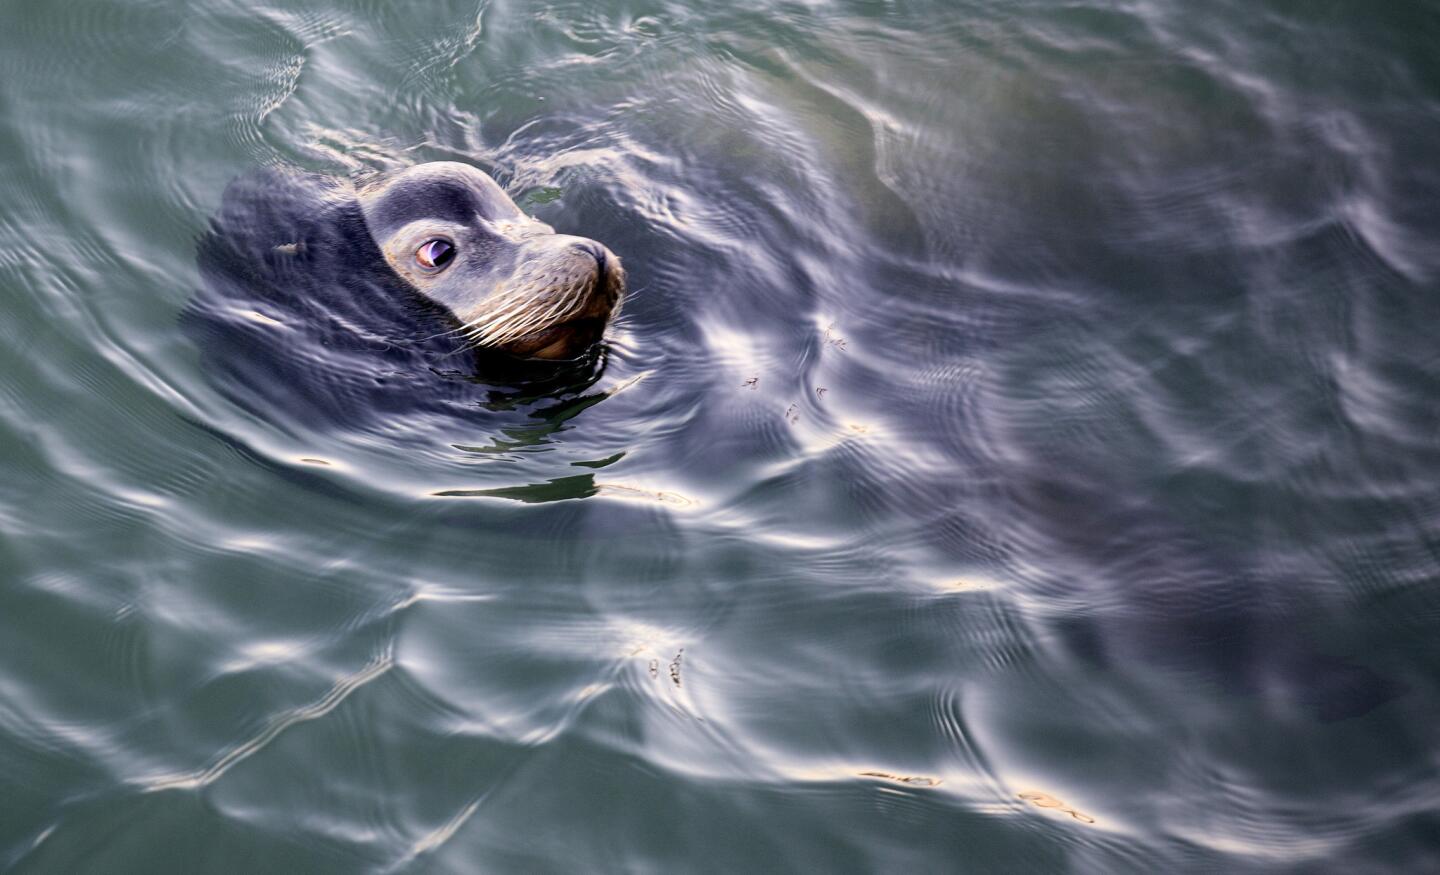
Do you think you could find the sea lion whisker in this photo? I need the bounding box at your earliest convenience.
[534,292,576,329]
[535,285,585,326]
[463,305,523,339]
[451,272,597,350]
[495,287,576,336]
[461,294,534,341]
[539,283,587,329]
[495,308,552,342]
[476,309,543,345]
[461,287,529,325]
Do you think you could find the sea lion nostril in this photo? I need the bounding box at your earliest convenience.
[576,241,606,270]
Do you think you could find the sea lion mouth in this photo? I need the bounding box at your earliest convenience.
[495,316,607,360]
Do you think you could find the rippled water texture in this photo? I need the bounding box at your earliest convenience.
[2,0,1439,871]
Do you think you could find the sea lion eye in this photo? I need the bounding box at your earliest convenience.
[414,238,455,272]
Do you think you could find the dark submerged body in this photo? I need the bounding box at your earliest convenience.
[1005,473,1408,723]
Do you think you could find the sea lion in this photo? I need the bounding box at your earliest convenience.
[186,161,624,426]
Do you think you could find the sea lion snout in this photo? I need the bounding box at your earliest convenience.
[456,232,624,359]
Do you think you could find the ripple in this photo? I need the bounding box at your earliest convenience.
[141,649,393,793]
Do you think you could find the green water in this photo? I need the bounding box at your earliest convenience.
[1,0,1438,871]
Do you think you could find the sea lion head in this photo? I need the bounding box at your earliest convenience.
[358,161,625,360]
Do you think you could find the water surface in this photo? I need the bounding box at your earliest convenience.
[1,0,1438,871]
